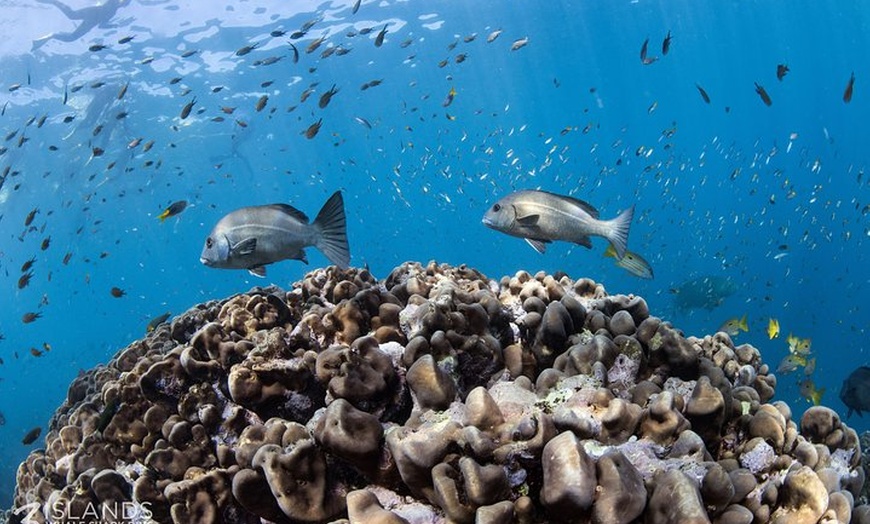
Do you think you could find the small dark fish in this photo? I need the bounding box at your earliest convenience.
[318,84,339,109]
[40,237,51,250]
[180,97,197,119]
[236,42,259,56]
[62,252,72,265]
[305,118,323,139]
[442,87,457,107]
[255,94,269,112]
[169,77,183,85]
[21,257,36,272]
[30,347,43,357]
[200,191,350,276]
[118,35,134,44]
[146,312,171,333]
[290,30,307,40]
[375,24,388,47]
[843,72,855,104]
[22,312,41,324]
[181,49,198,58]
[662,31,672,55]
[640,38,649,62]
[18,271,33,289]
[306,36,326,54]
[91,147,104,157]
[96,397,121,433]
[110,287,126,298]
[158,200,188,222]
[695,83,711,104]
[754,82,772,106]
[22,427,41,445]
[776,63,789,81]
[24,208,38,226]
[289,42,299,63]
[117,83,129,100]
[88,43,108,52]
[352,0,361,14]
[270,29,286,37]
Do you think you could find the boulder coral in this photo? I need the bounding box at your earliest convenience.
[12,262,866,523]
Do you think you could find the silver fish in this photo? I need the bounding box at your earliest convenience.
[482,190,634,259]
[200,191,350,277]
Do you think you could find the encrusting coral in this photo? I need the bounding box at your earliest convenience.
[12,261,868,523]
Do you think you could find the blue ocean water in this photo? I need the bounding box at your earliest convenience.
[0,0,868,507]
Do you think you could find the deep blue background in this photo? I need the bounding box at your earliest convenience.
[1,0,869,507]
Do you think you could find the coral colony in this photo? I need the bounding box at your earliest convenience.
[14,263,866,523]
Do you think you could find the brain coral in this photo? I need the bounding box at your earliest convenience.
[11,262,867,523]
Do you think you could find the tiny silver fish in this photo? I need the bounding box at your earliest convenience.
[201,191,350,276]
[482,190,634,258]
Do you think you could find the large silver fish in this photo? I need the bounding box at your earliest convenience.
[200,191,350,277]
[482,190,634,259]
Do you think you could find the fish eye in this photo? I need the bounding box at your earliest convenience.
[492,204,501,212]
[206,237,214,249]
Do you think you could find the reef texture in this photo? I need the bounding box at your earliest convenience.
[12,262,868,523]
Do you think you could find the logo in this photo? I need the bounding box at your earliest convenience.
[12,501,154,524]
[12,502,40,524]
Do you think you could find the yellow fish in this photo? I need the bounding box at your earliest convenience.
[787,334,812,356]
[604,244,654,279]
[767,318,780,339]
[776,353,807,374]
[799,378,825,406]
[719,314,748,337]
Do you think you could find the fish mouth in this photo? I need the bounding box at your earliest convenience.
[481,216,494,228]
[200,257,212,266]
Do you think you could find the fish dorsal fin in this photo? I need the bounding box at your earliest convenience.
[538,190,600,219]
[267,203,309,223]
[525,238,549,254]
[248,265,266,278]
[231,237,257,256]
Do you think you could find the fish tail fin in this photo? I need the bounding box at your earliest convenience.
[813,388,826,406]
[604,205,634,259]
[739,313,749,332]
[603,243,617,259]
[313,190,350,269]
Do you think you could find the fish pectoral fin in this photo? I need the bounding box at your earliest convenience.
[516,213,540,226]
[248,265,267,278]
[574,236,593,249]
[231,237,257,257]
[525,238,549,254]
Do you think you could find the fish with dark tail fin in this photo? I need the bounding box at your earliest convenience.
[157,200,188,222]
[482,190,634,259]
[201,191,350,276]
[662,31,672,55]
[374,24,388,47]
[776,64,789,81]
[844,72,856,103]
[755,82,772,106]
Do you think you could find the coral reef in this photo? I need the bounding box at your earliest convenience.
[12,262,867,523]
